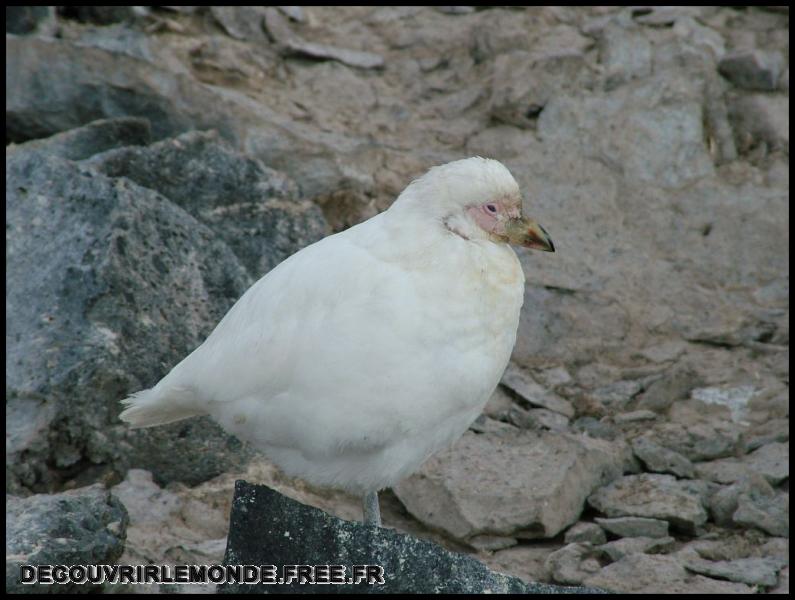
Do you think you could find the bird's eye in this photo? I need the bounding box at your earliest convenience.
[485,204,498,214]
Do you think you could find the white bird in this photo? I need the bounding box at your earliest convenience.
[120,157,554,526]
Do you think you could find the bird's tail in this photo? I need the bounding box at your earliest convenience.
[119,385,203,428]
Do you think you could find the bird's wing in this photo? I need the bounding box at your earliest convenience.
[164,223,422,412]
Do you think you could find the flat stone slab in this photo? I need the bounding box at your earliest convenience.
[219,480,608,594]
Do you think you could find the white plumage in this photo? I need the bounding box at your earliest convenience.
[120,157,554,521]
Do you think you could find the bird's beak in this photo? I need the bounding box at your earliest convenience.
[503,217,555,252]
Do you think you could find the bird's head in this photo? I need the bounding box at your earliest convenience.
[394,157,554,252]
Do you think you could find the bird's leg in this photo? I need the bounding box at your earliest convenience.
[362,491,381,527]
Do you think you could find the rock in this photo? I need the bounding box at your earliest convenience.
[742,442,789,486]
[6,484,128,593]
[482,386,516,419]
[588,474,709,534]
[691,385,756,424]
[86,129,328,277]
[565,522,607,546]
[6,135,257,490]
[614,410,657,424]
[744,418,789,453]
[527,408,571,432]
[210,6,268,41]
[734,488,789,538]
[58,6,138,25]
[544,543,604,586]
[588,380,644,410]
[277,6,305,22]
[538,73,715,188]
[708,473,774,527]
[8,116,152,161]
[6,6,54,34]
[500,363,575,417]
[672,16,726,60]
[695,458,754,484]
[481,543,564,590]
[635,366,700,412]
[72,23,156,62]
[394,430,628,542]
[468,534,518,552]
[111,468,231,593]
[643,420,742,462]
[263,8,384,70]
[6,34,374,209]
[470,415,519,435]
[437,6,476,15]
[636,340,687,364]
[719,49,786,91]
[5,34,216,142]
[682,555,788,588]
[535,366,574,388]
[598,23,652,89]
[728,92,790,155]
[632,6,705,27]
[573,417,621,442]
[631,435,695,478]
[470,9,536,63]
[598,536,675,562]
[489,49,594,129]
[595,516,670,539]
[584,553,753,593]
[219,481,607,593]
[772,566,789,594]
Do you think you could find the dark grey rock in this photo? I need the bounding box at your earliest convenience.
[6,35,211,143]
[6,6,54,34]
[719,49,786,91]
[8,117,151,161]
[57,6,138,25]
[219,481,608,594]
[6,142,255,491]
[6,484,128,593]
[86,129,328,277]
[5,34,374,207]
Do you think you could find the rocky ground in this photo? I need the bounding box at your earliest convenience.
[6,5,789,594]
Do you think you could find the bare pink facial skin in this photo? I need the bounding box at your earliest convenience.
[466,201,520,237]
[467,201,555,252]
